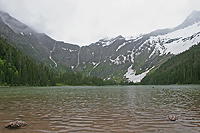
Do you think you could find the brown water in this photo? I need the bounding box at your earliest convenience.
[0,85,200,133]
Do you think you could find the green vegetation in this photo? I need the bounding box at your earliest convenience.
[0,37,57,86]
[141,43,200,85]
[0,38,115,86]
[3,35,199,86]
[134,51,149,75]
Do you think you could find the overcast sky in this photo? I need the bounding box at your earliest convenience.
[0,0,200,46]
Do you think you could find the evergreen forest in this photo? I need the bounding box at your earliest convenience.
[141,43,200,85]
[0,38,116,86]
[1,36,199,86]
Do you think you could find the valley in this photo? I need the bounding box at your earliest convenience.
[0,9,200,84]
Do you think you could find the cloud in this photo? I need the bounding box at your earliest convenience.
[0,0,200,46]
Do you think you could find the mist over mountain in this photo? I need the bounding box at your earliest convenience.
[0,9,200,83]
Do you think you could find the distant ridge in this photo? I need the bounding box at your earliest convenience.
[0,9,200,83]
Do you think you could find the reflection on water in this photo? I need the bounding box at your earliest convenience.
[0,85,200,132]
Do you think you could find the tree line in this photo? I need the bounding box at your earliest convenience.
[0,38,116,86]
[4,36,198,86]
[141,43,200,85]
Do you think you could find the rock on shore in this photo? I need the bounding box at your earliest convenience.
[5,120,28,129]
[168,115,178,121]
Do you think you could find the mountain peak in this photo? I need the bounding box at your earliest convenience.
[174,10,200,30]
[116,35,124,39]
[0,9,35,34]
[186,10,200,22]
[188,10,199,17]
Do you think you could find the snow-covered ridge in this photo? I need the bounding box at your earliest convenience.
[116,35,143,51]
[99,35,124,47]
[151,22,200,42]
[145,22,200,57]
[122,22,200,83]
[99,34,144,50]
[125,34,143,41]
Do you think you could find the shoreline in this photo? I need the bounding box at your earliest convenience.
[0,86,10,87]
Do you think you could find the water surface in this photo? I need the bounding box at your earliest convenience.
[0,85,200,132]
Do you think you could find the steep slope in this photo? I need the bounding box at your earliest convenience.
[0,37,57,86]
[0,9,200,83]
[73,10,200,83]
[0,9,78,72]
[0,37,112,86]
[141,43,200,84]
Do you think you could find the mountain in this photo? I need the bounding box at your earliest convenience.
[73,10,200,83]
[0,9,78,72]
[0,37,57,86]
[141,43,200,84]
[0,9,200,83]
[0,37,112,86]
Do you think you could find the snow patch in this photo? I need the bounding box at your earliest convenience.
[110,55,127,65]
[49,43,57,68]
[116,42,126,51]
[164,32,200,54]
[130,50,135,63]
[124,65,154,83]
[62,47,66,50]
[76,48,81,68]
[30,44,34,49]
[20,32,24,35]
[101,40,115,47]
[92,62,96,66]
[69,49,74,52]
[88,62,100,76]
[61,47,77,52]
[149,42,165,58]
[88,51,102,76]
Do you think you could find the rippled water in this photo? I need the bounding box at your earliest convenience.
[0,85,200,133]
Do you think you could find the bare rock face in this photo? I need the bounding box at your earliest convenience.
[5,120,28,129]
[168,115,178,121]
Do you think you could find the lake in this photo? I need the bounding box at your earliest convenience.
[0,85,200,132]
